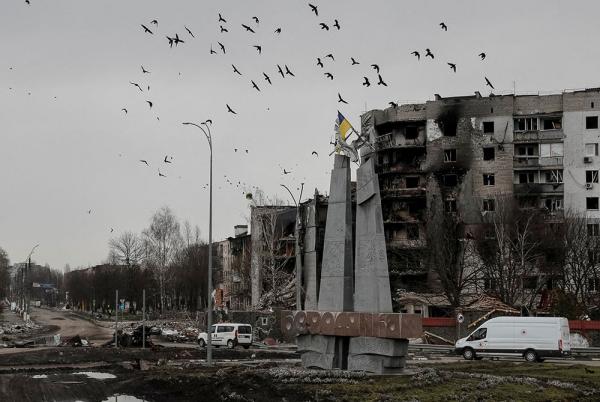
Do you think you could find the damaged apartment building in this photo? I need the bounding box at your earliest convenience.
[356,87,600,314]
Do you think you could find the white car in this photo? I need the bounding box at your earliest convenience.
[455,316,571,362]
[198,323,253,349]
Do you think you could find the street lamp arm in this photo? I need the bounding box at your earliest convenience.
[182,122,212,150]
[280,184,297,206]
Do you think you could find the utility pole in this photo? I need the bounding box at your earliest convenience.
[142,288,146,349]
[114,289,119,348]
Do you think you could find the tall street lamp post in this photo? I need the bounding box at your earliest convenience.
[25,244,39,317]
[280,183,304,310]
[182,121,214,366]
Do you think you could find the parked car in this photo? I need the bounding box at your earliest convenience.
[198,323,253,349]
[455,316,571,362]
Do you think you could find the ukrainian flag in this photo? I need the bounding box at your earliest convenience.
[337,111,353,140]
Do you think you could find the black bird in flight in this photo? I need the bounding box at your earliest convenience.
[448,63,457,72]
[325,53,335,61]
[274,27,281,34]
[253,16,259,24]
[141,24,153,34]
[263,72,272,84]
[253,45,262,54]
[283,169,291,175]
[234,148,238,153]
[205,119,213,125]
[371,64,380,73]
[146,100,153,109]
[285,65,295,76]
[309,3,318,16]
[87,210,92,214]
[242,24,256,33]
[164,155,172,163]
[479,52,486,60]
[317,57,324,68]
[351,57,359,65]
[251,80,260,91]
[141,65,150,74]
[277,64,285,78]
[174,34,184,46]
[389,101,398,108]
[158,168,166,178]
[121,108,128,114]
[362,77,371,87]
[338,93,348,104]
[425,48,434,59]
[377,74,387,86]
[312,151,319,157]
[333,19,340,30]
[218,13,227,23]
[232,64,242,75]
[411,51,420,60]
[110,228,114,233]
[210,45,217,55]
[151,19,158,25]
[25,0,30,4]
[130,81,143,92]
[226,104,237,114]
[485,77,495,89]
[185,26,195,38]
[220,25,228,33]
[218,42,226,54]
[440,22,447,31]
[319,22,329,31]
[324,72,334,80]
[166,36,174,47]
[140,160,149,166]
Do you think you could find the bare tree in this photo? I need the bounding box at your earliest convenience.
[108,231,145,267]
[143,206,183,312]
[426,200,482,311]
[0,247,10,299]
[475,196,546,308]
[250,191,296,309]
[559,209,600,314]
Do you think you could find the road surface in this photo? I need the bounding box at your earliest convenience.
[29,307,113,345]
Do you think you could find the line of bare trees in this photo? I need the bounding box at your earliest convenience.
[427,194,600,319]
[66,206,210,315]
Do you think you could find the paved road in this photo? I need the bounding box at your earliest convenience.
[29,307,113,345]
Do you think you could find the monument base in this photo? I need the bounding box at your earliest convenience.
[347,337,409,374]
[297,334,349,370]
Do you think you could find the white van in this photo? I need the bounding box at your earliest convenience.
[198,323,253,349]
[455,316,571,362]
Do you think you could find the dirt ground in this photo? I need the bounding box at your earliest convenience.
[1,346,600,402]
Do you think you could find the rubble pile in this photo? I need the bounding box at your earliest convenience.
[0,321,41,335]
[119,320,200,343]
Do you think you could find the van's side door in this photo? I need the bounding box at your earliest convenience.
[485,323,515,354]
[215,325,228,345]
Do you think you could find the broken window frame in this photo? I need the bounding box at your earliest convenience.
[544,169,563,184]
[444,199,457,213]
[443,148,457,162]
[514,117,538,132]
[482,198,496,212]
[405,126,419,139]
[587,197,600,211]
[406,224,419,240]
[586,170,599,184]
[516,145,536,157]
[587,223,600,237]
[541,116,562,131]
[518,171,536,184]
[586,116,599,130]
[483,173,495,186]
[483,147,495,161]
[544,197,563,212]
[405,176,420,188]
[483,121,495,133]
[443,174,458,187]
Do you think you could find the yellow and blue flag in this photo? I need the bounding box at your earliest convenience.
[336,111,353,140]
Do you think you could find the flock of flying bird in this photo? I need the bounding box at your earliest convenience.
[14,2,499,228]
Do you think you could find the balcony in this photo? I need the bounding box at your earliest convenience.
[514,182,564,194]
[378,162,425,175]
[381,187,427,199]
[513,156,563,168]
[375,133,426,151]
[513,130,564,143]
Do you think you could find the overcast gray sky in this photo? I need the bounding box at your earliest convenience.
[1,0,599,270]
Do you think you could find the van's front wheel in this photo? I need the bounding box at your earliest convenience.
[462,347,475,360]
[524,349,538,362]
